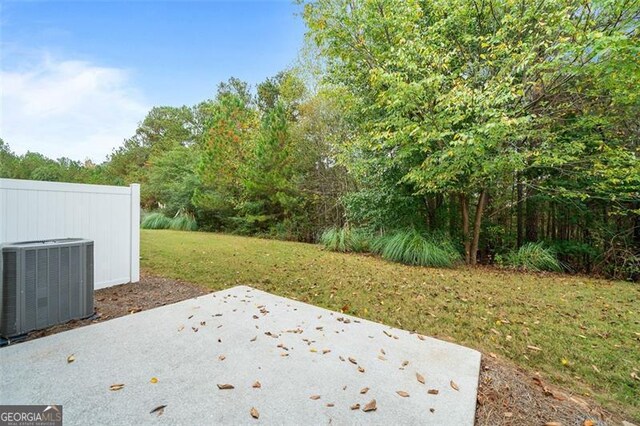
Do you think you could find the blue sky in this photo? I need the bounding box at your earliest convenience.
[1,0,306,162]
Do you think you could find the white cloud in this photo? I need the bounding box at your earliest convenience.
[1,56,149,162]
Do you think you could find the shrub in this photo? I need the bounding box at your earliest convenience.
[372,229,461,268]
[142,212,198,231]
[141,212,172,230]
[319,227,372,253]
[504,242,562,272]
[169,213,198,231]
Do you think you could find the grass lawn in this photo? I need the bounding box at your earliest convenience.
[141,230,640,420]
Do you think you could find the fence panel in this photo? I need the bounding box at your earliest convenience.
[0,179,140,289]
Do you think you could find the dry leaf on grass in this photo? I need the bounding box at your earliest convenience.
[310,395,321,400]
[252,381,261,388]
[250,407,259,419]
[217,384,234,390]
[150,405,166,416]
[360,387,369,394]
[110,384,125,391]
[543,422,562,426]
[363,399,377,412]
[67,355,75,364]
[416,373,425,384]
[450,380,459,391]
[396,391,410,397]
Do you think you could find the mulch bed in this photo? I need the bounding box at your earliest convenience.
[18,274,628,425]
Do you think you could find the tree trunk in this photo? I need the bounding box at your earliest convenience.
[516,177,524,248]
[525,186,538,242]
[460,194,470,264]
[470,189,487,265]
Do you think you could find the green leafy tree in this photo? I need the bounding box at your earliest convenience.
[302,0,639,264]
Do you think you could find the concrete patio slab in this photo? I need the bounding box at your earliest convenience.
[0,286,481,425]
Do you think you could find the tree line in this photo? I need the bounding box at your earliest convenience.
[1,0,638,279]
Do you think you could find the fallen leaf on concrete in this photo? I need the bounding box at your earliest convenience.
[110,384,125,391]
[378,355,387,361]
[218,355,226,361]
[339,356,345,362]
[250,407,259,419]
[417,335,426,341]
[401,361,409,367]
[350,403,360,410]
[416,373,425,384]
[357,366,365,373]
[396,391,410,397]
[322,349,331,354]
[67,355,75,364]
[360,387,369,394]
[310,395,321,400]
[326,403,334,407]
[250,336,257,342]
[150,405,166,416]
[450,380,459,391]
[348,357,357,364]
[380,348,386,355]
[150,377,158,384]
[527,345,542,351]
[217,384,234,390]
[428,389,439,395]
[363,399,377,412]
[583,420,595,426]
[252,381,261,388]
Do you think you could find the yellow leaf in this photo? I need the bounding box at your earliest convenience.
[150,377,158,384]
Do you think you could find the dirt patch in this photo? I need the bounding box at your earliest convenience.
[18,274,630,425]
[476,355,626,425]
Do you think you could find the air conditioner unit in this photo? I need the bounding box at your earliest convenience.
[0,238,94,339]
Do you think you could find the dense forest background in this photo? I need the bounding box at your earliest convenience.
[1,0,638,280]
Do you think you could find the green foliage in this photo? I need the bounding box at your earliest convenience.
[502,243,563,272]
[142,212,197,231]
[372,229,461,268]
[141,212,173,230]
[319,227,371,253]
[169,213,198,231]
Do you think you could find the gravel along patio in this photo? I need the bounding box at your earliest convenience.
[0,286,481,425]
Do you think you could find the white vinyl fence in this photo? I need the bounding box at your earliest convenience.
[0,178,140,289]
